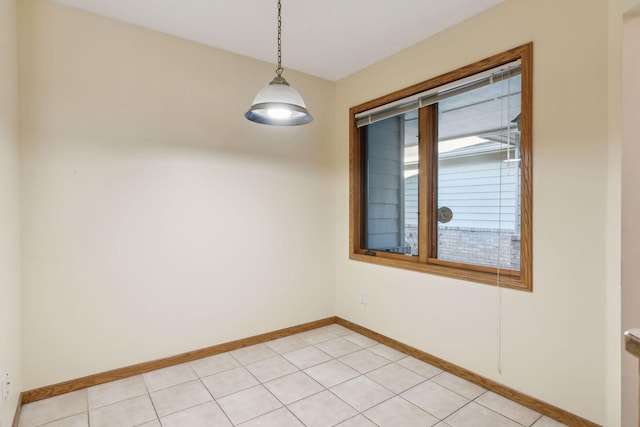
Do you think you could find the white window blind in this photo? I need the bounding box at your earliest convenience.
[355,60,521,128]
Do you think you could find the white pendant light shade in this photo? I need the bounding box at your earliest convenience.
[245,0,312,126]
[245,75,313,126]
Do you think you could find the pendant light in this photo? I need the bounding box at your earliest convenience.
[245,0,313,126]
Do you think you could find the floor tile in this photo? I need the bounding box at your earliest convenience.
[142,363,197,392]
[445,402,522,427]
[237,407,305,426]
[315,337,362,358]
[88,376,147,409]
[201,366,259,398]
[264,371,325,405]
[304,359,360,388]
[476,391,541,426]
[265,336,310,354]
[397,356,443,379]
[343,333,379,348]
[331,375,394,412]
[39,413,88,427]
[364,396,439,427]
[431,372,486,399]
[296,329,339,345]
[532,416,568,426]
[367,362,426,394]
[284,346,333,370]
[339,349,390,374]
[20,390,87,427]
[160,401,232,427]
[246,355,299,383]
[19,325,565,427]
[401,380,469,419]
[190,353,240,378]
[149,379,212,417]
[89,395,157,427]
[217,385,282,425]
[321,324,354,337]
[288,390,358,427]
[231,344,278,365]
[335,414,378,426]
[368,343,407,361]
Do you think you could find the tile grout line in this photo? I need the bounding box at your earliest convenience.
[230,346,284,426]
[233,328,364,426]
[191,358,240,426]
[85,389,90,427]
[309,330,428,426]
[190,361,235,427]
[238,331,337,426]
[20,325,565,427]
[140,372,161,427]
[470,389,544,426]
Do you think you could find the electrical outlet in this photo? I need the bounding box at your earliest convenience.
[1,372,9,404]
[360,289,367,305]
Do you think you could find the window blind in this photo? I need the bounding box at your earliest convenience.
[355,60,521,128]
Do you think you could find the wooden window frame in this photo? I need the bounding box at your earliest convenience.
[349,43,533,291]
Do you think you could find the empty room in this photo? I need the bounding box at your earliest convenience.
[1,0,639,426]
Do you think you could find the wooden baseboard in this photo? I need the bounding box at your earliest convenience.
[19,315,598,426]
[334,317,599,427]
[21,316,337,404]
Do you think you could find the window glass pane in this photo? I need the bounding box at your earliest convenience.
[436,71,521,269]
[362,112,419,255]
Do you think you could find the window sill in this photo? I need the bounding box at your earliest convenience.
[349,251,530,291]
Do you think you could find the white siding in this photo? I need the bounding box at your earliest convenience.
[405,174,419,227]
[365,116,405,250]
[403,151,521,231]
[438,152,520,231]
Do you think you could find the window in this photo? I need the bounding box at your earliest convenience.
[349,44,532,290]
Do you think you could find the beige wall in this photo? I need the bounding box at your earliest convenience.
[0,0,22,425]
[12,0,630,425]
[606,1,624,425]
[18,0,336,389]
[0,0,22,426]
[622,9,640,427]
[334,0,619,424]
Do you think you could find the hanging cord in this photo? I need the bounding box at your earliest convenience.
[276,0,284,77]
[496,66,513,376]
[496,83,503,375]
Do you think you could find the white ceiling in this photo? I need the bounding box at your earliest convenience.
[51,0,504,81]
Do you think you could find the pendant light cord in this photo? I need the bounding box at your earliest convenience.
[276,0,283,77]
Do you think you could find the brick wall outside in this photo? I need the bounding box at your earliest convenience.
[405,225,520,270]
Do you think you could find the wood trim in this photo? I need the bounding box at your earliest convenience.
[349,109,362,258]
[427,257,521,278]
[334,317,600,427]
[418,107,429,263]
[424,105,438,260]
[21,316,337,404]
[18,316,596,426]
[519,41,534,291]
[349,43,533,291]
[11,393,23,427]
[350,252,527,290]
[350,44,533,116]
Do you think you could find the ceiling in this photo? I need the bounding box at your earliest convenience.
[51,0,504,81]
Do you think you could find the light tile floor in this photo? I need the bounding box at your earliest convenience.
[18,324,568,427]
